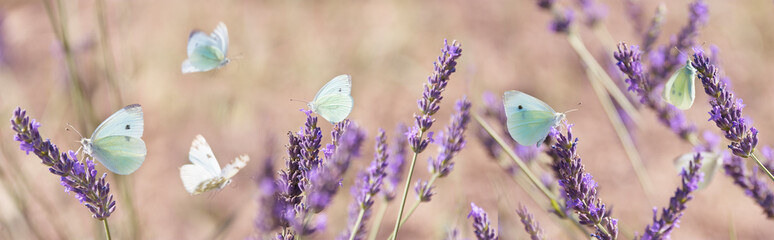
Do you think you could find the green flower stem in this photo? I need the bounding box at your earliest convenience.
[348,207,368,240]
[389,143,422,239]
[102,219,112,240]
[568,32,655,202]
[366,203,388,240]
[750,154,774,183]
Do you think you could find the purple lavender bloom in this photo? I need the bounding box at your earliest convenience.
[624,0,645,34]
[692,49,759,158]
[615,43,696,141]
[550,123,618,239]
[10,107,116,220]
[650,0,708,82]
[254,156,284,234]
[516,204,545,240]
[575,0,607,27]
[306,124,365,213]
[381,124,408,201]
[299,110,323,170]
[468,202,498,240]
[414,180,433,202]
[341,129,390,240]
[408,39,462,153]
[724,155,774,218]
[429,98,471,177]
[640,153,703,239]
[550,9,574,33]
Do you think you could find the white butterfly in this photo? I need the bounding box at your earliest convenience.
[308,74,353,123]
[663,59,697,110]
[181,22,230,73]
[80,104,147,175]
[180,135,250,195]
[504,91,568,147]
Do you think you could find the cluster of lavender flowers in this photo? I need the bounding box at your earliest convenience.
[407,39,463,154]
[259,111,365,238]
[550,124,618,240]
[340,129,390,240]
[640,153,703,239]
[516,204,545,240]
[468,202,497,240]
[723,155,774,218]
[10,107,116,220]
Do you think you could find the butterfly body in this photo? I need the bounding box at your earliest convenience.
[503,91,566,147]
[182,22,230,73]
[81,104,147,175]
[663,59,696,110]
[180,135,250,195]
[308,75,353,123]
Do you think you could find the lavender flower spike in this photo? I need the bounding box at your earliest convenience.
[11,107,116,220]
[691,50,759,159]
[550,123,618,240]
[341,129,390,240]
[724,155,774,218]
[640,153,703,239]
[430,98,472,177]
[516,204,545,240]
[408,39,462,153]
[381,124,408,201]
[468,202,498,240]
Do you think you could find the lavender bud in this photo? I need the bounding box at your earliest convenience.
[468,202,498,240]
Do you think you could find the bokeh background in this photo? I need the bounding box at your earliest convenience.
[1,0,773,239]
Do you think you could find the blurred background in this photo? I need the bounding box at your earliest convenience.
[1,0,773,239]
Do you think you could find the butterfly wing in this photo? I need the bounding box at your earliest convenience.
[503,91,558,147]
[187,31,218,57]
[189,135,222,176]
[663,62,696,110]
[221,155,250,180]
[313,75,352,103]
[91,136,147,175]
[211,22,228,56]
[179,164,218,194]
[92,104,144,140]
[312,94,353,123]
[182,46,225,73]
[673,152,722,190]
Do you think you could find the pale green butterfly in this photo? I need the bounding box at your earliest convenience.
[662,59,697,110]
[673,152,722,190]
[307,74,353,123]
[180,135,250,195]
[80,104,147,175]
[181,22,230,73]
[504,91,569,147]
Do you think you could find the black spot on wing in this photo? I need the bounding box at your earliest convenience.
[124,104,141,110]
[125,125,131,130]
[518,105,523,110]
[124,136,131,142]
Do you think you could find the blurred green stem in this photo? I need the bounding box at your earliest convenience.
[114,175,140,240]
[366,203,388,240]
[567,32,655,202]
[348,208,367,240]
[94,0,123,107]
[102,219,112,240]
[389,130,424,239]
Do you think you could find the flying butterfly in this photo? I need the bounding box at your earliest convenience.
[663,59,697,110]
[307,74,353,123]
[503,91,569,147]
[180,135,250,195]
[182,22,230,73]
[79,104,147,175]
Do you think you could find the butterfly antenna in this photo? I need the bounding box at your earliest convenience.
[65,123,84,139]
[289,98,309,104]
